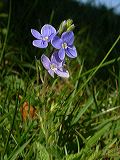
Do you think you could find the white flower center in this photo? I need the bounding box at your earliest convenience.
[43,36,49,41]
[50,63,57,71]
[62,42,68,49]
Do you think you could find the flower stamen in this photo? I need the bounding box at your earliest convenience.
[62,42,68,49]
[50,63,57,71]
[43,36,49,41]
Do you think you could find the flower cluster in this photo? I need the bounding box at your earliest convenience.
[31,20,77,78]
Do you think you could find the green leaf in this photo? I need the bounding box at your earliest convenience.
[8,138,31,160]
[35,142,50,160]
[71,93,98,125]
[85,123,111,152]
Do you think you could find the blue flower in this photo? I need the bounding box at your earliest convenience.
[31,24,56,48]
[41,51,69,78]
[51,31,77,61]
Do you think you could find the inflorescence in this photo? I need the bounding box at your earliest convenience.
[31,19,77,78]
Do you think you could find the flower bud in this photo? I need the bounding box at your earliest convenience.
[66,19,73,28]
[67,24,75,32]
[58,20,67,35]
[58,19,75,35]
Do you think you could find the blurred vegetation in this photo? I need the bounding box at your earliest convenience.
[1,0,120,159]
[1,0,120,80]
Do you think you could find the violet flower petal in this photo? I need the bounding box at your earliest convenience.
[58,48,65,61]
[41,24,56,41]
[31,29,42,39]
[51,51,62,65]
[48,69,54,78]
[61,31,74,45]
[33,40,48,48]
[51,36,62,49]
[41,54,50,70]
[66,46,77,58]
[55,69,69,78]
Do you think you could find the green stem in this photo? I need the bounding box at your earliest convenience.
[76,34,120,96]
[80,56,120,78]
[3,95,19,157]
[0,0,12,63]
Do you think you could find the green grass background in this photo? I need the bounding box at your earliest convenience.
[0,0,120,159]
